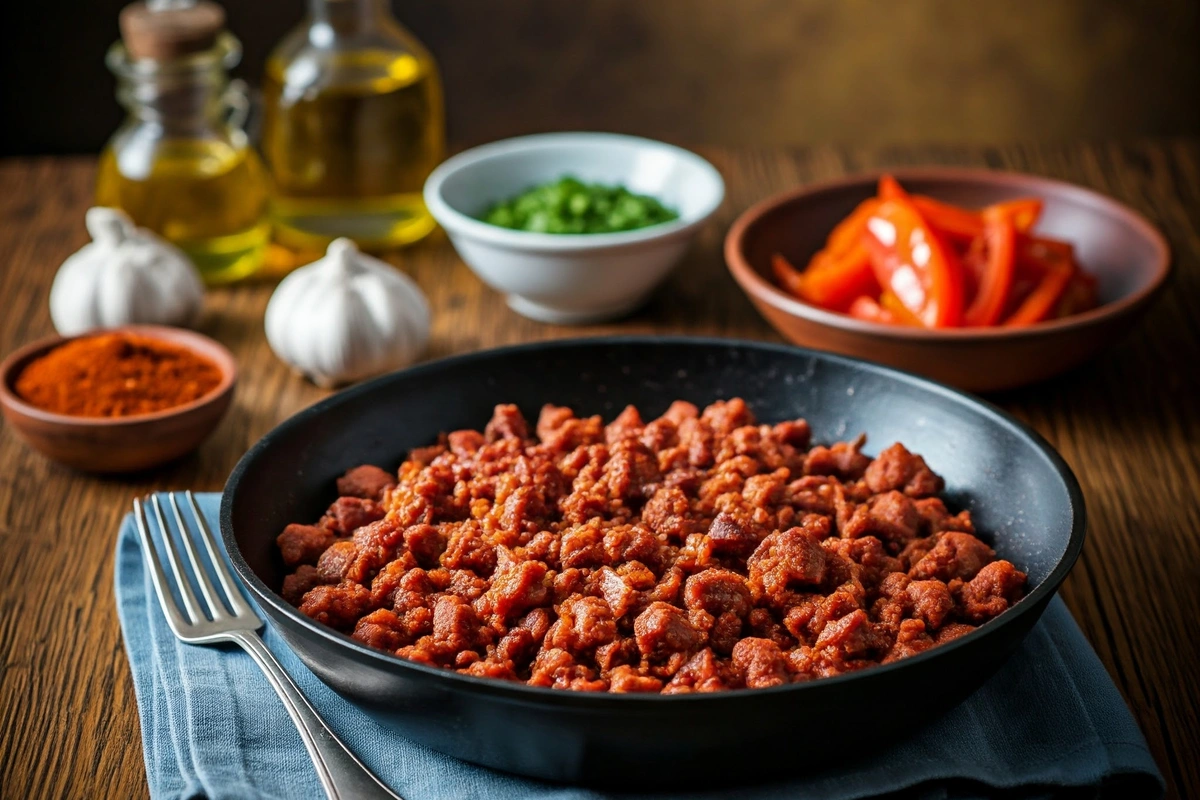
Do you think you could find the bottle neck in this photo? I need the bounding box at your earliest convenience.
[108,34,241,137]
[308,0,392,34]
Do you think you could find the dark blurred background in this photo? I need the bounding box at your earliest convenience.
[2,0,1198,155]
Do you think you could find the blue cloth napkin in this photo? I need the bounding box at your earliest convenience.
[115,493,1163,800]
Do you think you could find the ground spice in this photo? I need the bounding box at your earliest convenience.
[15,332,223,418]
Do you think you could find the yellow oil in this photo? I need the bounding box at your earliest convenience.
[262,49,444,252]
[96,140,270,283]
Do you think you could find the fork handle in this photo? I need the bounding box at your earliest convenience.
[231,630,404,800]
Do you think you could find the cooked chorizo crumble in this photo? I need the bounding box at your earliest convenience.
[278,399,1026,693]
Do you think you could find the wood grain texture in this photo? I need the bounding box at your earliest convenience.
[0,142,1197,799]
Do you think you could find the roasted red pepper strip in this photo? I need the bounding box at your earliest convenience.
[878,174,909,201]
[1055,270,1099,318]
[826,199,881,256]
[1004,259,1073,325]
[771,252,807,297]
[987,198,1043,232]
[911,196,984,242]
[1017,235,1074,272]
[775,250,878,312]
[848,295,897,324]
[862,196,964,328]
[910,196,1043,242]
[879,291,923,325]
[963,213,1016,327]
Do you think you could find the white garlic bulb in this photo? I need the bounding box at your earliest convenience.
[49,207,205,336]
[265,238,431,388]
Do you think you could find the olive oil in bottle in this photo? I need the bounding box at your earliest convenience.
[262,0,445,253]
[98,2,269,284]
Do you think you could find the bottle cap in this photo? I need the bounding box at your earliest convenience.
[119,1,226,61]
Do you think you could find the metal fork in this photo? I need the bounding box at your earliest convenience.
[134,492,403,800]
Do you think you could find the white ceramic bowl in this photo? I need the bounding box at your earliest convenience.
[423,133,725,324]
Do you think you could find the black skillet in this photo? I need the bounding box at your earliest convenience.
[221,337,1085,787]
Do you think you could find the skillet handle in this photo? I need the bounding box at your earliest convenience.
[231,630,404,800]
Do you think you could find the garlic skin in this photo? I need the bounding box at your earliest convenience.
[49,207,205,336]
[265,238,431,388]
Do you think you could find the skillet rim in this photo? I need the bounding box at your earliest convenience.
[220,335,1086,708]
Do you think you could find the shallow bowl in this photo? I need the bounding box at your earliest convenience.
[725,168,1171,391]
[0,325,236,473]
[424,133,725,324]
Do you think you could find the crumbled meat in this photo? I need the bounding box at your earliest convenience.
[804,436,870,479]
[277,524,334,567]
[684,568,752,618]
[732,638,789,688]
[484,404,528,441]
[913,497,975,535]
[315,540,358,583]
[958,560,1027,622]
[814,609,887,659]
[352,608,407,650]
[297,584,372,631]
[608,665,664,693]
[280,401,1024,692]
[865,443,944,497]
[336,465,396,500]
[479,558,548,620]
[634,601,706,660]
[663,648,727,693]
[840,491,922,544]
[905,580,955,630]
[909,531,996,581]
[594,566,638,619]
[545,595,617,652]
[281,564,321,604]
[700,512,760,560]
[747,517,830,605]
[321,496,386,536]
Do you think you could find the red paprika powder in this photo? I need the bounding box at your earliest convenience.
[15,332,222,418]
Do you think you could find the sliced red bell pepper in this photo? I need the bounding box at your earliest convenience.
[909,196,1043,243]
[774,250,878,312]
[1055,270,1098,318]
[861,196,964,328]
[1004,259,1073,325]
[879,291,923,325]
[878,174,909,201]
[771,252,807,297]
[963,213,1016,327]
[826,199,881,256]
[1017,235,1074,271]
[986,198,1043,232]
[911,196,984,243]
[848,295,897,324]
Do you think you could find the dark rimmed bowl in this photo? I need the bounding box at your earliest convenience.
[0,325,236,473]
[725,168,1172,392]
[221,336,1085,786]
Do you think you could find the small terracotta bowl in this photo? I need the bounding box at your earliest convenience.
[0,325,236,473]
[725,169,1172,391]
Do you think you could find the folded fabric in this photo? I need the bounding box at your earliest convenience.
[115,493,1163,800]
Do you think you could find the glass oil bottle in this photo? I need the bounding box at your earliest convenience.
[97,1,269,284]
[262,0,445,253]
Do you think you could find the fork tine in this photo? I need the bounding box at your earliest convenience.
[151,494,207,623]
[134,497,192,637]
[168,493,229,618]
[184,490,256,619]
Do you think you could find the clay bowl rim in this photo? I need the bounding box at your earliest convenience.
[725,167,1173,341]
[0,324,238,429]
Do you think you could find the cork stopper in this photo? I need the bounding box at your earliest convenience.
[119,1,226,61]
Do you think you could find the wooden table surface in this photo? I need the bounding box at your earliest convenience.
[1,142,1197,800]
